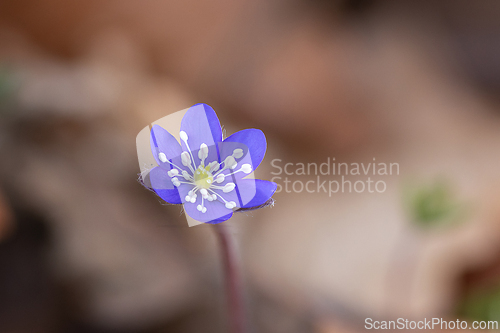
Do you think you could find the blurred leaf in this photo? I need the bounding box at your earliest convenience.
[403,179,466,230]
[458,285,500,325]
[0,66,16,114]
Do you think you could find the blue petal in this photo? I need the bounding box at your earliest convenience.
[149,167,182,204]
[223,129,267,170]
[204,212,233,224]
[180,104,222,159]
[237,179,277,209]
[150,125,183,169]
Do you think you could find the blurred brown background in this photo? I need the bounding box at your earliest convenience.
[1,0,500,332]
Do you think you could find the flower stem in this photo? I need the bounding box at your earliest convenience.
[214,223,247,333]
[384,226,422,317]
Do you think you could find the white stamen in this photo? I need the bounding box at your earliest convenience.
[232,149,244,159]
[182,170,191,180]
[224,156,237,169]
[210,161,220,172]
[180,131,188,141]
[198,143,209,161]
[209,189,228,204]
[223,182,236,193]
[215,174,225,183]
[241,164,252,174]
[159,153,168,163]
[197,196,208,213]
[225,201,236,209]
[185,195,191,202]
[179,131,198,170]
[168,169,179,177]
[181,151,191,166]
[190,196,196,203]
[207,195,213,202]
[172,177,180,187]
[200,188,208,198]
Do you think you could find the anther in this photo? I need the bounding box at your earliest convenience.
[223,183,235,193]
[232,149,244,159]
[168,169,179,177]
[215,174,225,183]
[180,131,188,141]
[159,153,168,163]
[241,164,252,174]
[181,152,191,166]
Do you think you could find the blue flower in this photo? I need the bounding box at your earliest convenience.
[146,103,277,224]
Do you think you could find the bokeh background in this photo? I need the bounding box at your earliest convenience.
[1,0,500,332]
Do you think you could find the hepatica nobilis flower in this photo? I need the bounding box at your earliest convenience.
[146,103,277,224]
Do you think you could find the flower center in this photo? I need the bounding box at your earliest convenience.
[159,133,253,214]
[193,165,213,189]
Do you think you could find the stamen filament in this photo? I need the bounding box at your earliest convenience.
[214,168,243,178]
[163,159,184,172]
[208,188,229,204]
[180,133,198,171]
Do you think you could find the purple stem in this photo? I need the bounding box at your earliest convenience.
[214,223,247,333]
